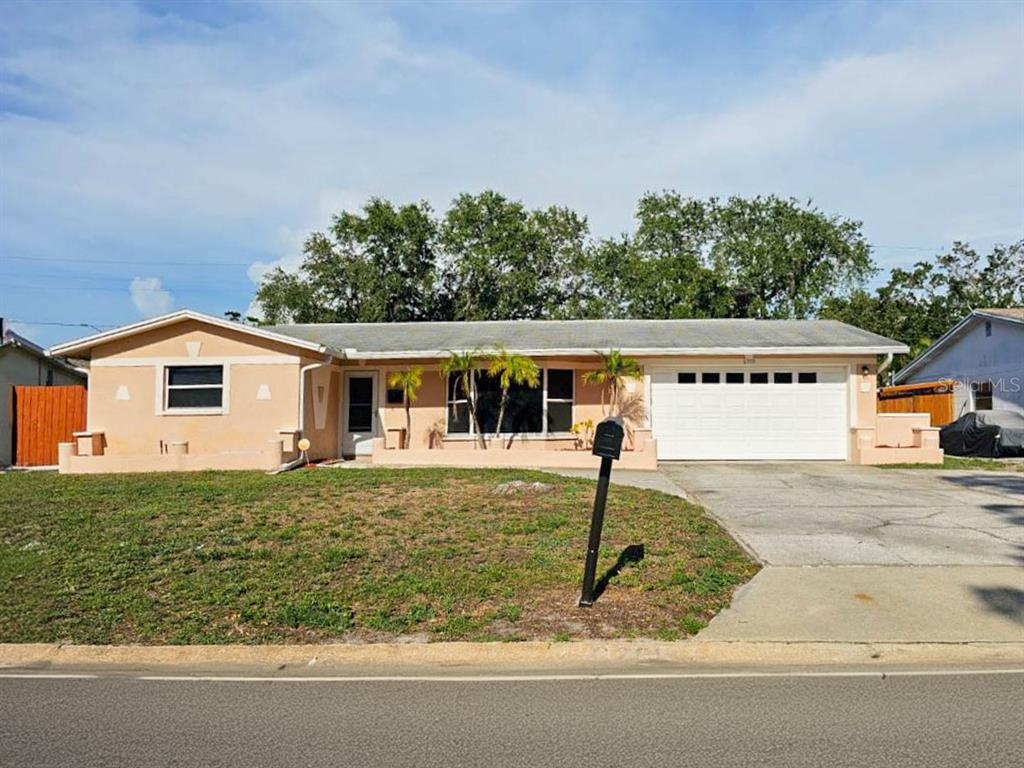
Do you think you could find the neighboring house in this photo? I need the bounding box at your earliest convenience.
[1,319,87,467]
[893,308,1024,418]
[48,309,942,473]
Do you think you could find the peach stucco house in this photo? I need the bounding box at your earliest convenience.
[48,310,942,474]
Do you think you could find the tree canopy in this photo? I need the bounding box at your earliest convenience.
[251,190,1021,375]
[820,240,1024,370]
[255,191,876,324]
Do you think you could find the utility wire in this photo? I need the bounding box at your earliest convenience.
[3,255,256,266]
[8,320,112,331]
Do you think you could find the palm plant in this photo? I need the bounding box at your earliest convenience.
[582,349,644,416]
[386,368,423,449]
[487,346,540,448]
[440,350,486,449]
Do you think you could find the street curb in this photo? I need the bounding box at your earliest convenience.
[2,640,1023,671]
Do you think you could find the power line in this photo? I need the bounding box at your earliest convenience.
[8,320,113,331]
[3,255,257,267]
[0,271,247,287]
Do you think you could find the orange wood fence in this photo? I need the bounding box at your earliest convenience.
[877,380,956,427]
[13,385,87,466]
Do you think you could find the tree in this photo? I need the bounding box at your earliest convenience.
[256,198,439,323]
[438,191,590,320]
[253,190,880,325]
[486,346,540,448]
[583,350,644,416]
[820,239,1024,374]
[439,350,486,449]
[610,193,874,319]
[223,311,262,326]
[386,368,423,449]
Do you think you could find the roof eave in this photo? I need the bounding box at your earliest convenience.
[892,309,1002,384]
[49,310,329,358]
[341,345,907,360]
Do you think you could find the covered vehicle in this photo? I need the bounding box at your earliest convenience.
[939,410,1024,458]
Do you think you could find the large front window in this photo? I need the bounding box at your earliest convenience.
[446,369,574,436]
[165,365,224,410]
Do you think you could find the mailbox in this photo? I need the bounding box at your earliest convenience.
[592,417,624,460]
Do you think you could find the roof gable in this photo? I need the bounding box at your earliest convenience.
[894,308,1024,383]
[49,310,328,359]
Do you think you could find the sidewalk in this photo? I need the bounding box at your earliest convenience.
[701,566,1024,642]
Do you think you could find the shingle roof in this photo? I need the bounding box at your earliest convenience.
[267,319,907,359]
[977,308,1024,321]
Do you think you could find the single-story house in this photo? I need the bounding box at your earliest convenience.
[1,319,87,467]
[48,310,942,473]
[893,308,1024,418]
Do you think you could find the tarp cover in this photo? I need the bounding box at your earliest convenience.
[939,410,1024,458]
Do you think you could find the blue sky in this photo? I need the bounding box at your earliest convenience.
[1,0,1022,346]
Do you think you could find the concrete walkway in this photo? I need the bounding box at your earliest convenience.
[657,463,1024,644]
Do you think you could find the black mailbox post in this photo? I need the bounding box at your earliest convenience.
[579,416,625,607]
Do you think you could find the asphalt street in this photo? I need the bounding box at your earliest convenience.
[2,667,1022,767]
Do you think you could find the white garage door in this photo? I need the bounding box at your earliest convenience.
[651,367,848,460]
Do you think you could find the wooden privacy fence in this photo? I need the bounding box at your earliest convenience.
[13,385,87,466]
[878,380,956,427]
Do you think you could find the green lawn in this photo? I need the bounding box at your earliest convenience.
[0,468,757,644]
[880,456,1024,472]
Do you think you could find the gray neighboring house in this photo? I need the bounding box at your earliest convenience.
[893,308,1024,418]
[1,319,87,467]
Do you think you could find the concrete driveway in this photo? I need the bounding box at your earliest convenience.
[659,462,1024,642]
[660,462,1024,566]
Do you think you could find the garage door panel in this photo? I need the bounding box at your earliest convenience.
[652,368,848,460]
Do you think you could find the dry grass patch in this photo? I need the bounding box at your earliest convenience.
[0,468,758,644]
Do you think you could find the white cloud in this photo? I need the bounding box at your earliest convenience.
[129,277,174,318]
[0,0,1021,333]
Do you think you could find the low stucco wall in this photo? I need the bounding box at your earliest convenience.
[58,438,284,474]
[850,412,943,465]
[370,443,659,471]
[371,429,658,471]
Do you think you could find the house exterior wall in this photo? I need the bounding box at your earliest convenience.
[1,345,84,466]
[59,313,926,471]
[372,354,879,459]
[901,319,1024,415]
[373,357,616,451]
[84,321,317,462]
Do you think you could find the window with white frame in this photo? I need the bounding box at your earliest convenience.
[546,369,574,432]
[445,368,574,436]
[446,373,471,433]
[165,365,224,410]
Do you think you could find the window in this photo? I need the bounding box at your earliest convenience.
[546,369,574,432]
[701,372,721,384]
[45,369,54,386]
[445,369,573,436]
[678,372,697,384]
[386,387,405,405]
[446,374,470,433]
[347,376,374,432]
[750,372,769,384]
[798,372,818,384]
[773,372,793,384]
[725,372,744,384]
[165,365,223,410]
[974,381,993,410]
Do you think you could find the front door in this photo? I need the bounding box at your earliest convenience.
[343,372,378,456]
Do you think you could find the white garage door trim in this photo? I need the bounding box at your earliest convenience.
[651,365,849,461]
